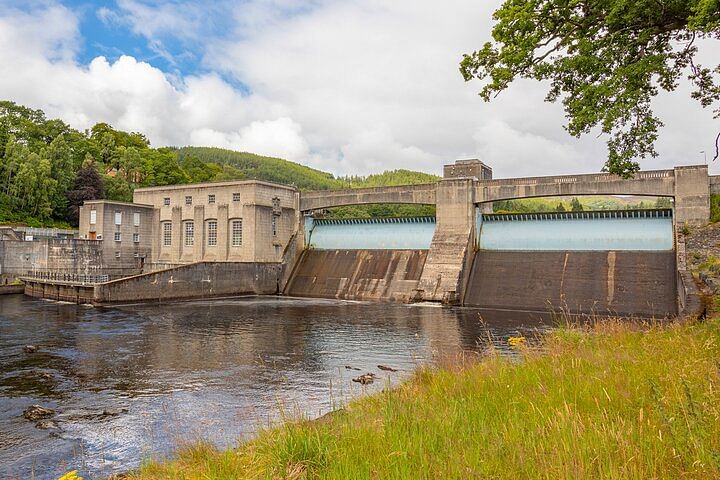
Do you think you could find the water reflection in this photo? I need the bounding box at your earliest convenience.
[0,294,551,479]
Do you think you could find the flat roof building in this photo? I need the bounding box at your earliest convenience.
[78,180,300,272]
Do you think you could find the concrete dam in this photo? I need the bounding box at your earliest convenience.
[285,210,678,317]
[20,162,709,317]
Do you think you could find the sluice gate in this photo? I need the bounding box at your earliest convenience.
[285,217,433,301]
[465,209,677,317]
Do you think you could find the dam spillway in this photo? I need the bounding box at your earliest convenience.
[464,209,677,317]
[286,210,678,316]
[285,217,433,301]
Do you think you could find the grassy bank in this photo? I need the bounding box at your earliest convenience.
[133,318,720,479]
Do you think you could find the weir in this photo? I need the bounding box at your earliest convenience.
[465,209,677,317]
[285,217,433,301]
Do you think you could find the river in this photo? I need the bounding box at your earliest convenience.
[0,294,551,479]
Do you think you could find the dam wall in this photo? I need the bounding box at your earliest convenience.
[464,251,677,317]
[285,249,427,302]
[464,210,678,317]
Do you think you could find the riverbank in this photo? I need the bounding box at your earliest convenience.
[131,317,720,479]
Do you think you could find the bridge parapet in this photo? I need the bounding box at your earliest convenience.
[477,169,673,187]
[299,183,437,211]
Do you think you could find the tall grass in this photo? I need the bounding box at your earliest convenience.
[134,318,720,479]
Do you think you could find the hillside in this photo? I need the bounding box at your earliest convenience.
[0,100,439,227]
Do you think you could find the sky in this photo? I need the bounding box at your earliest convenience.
[0,0,719,178]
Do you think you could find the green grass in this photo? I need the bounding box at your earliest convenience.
[133,318,720,479]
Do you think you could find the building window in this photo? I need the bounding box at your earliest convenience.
[115,251,121,258]
[207,221,217,246]
[114,232,121,242]
[232,192,240,202]
[163,197,170,206]
[185,196,192,205]
[231,219,242,246]
[163,222,172,246]
[272,215,277,237]
[133,233,140,243]
[115,212,122,225]
[133,212,140,226]
[90,210,97,225]
[208,194,215,204]
[185,221,194,246]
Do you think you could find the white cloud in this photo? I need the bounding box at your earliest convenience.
[1,0,718,178]
[190,117,311,161]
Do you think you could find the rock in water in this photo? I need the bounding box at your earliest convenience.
[36,419,60,430]
[23,405,55,421]
[101,408,128,417]
[352,373,377,385]
[23,345,38,354]
[377,365,398,372]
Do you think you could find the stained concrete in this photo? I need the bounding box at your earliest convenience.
[24,262,282,304]
[464,250,677,317]
[285,249,427,302]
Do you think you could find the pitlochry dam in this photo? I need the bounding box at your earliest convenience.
[17,160,714,318]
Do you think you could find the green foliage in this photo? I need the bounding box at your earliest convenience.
[494,195,673,213]
[0,101,440,227]
[570,197,583,212]
[176,146,338,190]
[461,0,720,176]
[326,204,436,219]
[710,194,720,222]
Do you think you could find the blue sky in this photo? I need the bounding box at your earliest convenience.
[1,0,718,176]
[60,0,246,89]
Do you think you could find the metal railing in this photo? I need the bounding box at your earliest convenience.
[482,208,673,222]
[23,271,110,284]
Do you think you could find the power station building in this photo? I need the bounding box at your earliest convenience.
[78,180,300,272]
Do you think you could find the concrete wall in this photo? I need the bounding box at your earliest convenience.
[464,250,677,317]
[285,249,427,302]
[24,279,96,303]
[299,184,437,212]
[0,238,105,279]
[443,159,493,180]
[96,262,281,304]
[673,166,711,226]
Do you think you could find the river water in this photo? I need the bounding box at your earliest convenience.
[0,294,551,479]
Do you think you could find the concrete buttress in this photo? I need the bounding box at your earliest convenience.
[417,178,475,303]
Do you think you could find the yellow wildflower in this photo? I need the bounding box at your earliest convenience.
[57,471,83,480]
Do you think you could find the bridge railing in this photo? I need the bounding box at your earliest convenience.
[478,169,673,187]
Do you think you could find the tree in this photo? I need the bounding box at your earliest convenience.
[460,0,720,177]
[66,157,104,225]
[570,197,584,212]
[655,197,673,208]
[555,202,567,212]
